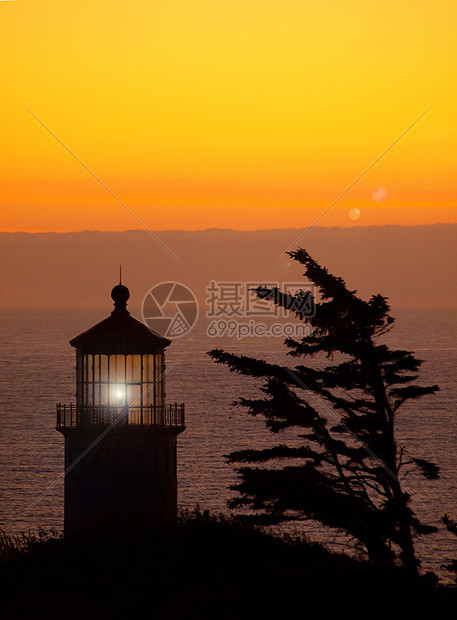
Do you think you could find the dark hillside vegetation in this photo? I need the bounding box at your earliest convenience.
[2,511,455,619]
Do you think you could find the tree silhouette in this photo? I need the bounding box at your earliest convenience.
[442,515,457,583]
[209,249,439,575]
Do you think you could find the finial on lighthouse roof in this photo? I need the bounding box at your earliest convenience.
[111,266,130,312]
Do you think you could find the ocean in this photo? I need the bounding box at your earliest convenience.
[0,307,456,581]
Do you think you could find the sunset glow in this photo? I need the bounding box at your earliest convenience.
[1,1,456,231]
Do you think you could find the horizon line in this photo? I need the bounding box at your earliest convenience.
[1,222,457,235]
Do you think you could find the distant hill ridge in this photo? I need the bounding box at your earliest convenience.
[1,224,456,308]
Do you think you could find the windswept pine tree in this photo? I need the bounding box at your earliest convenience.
[209,249,440,575]
[442,515,457,583]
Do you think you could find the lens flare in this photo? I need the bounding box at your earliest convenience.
[110,384,126,403]
[372,188,388,202]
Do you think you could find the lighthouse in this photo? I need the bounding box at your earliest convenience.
[56,282,185,535]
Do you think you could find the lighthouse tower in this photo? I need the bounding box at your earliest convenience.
[56,282,185,535]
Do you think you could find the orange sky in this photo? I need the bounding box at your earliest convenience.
[1,0,456,231]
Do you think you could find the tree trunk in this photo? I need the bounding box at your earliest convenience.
[392,485,419,576]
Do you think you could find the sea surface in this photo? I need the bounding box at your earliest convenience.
[0,308,456,581]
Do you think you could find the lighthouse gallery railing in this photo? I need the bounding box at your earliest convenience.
[56,403,185,429]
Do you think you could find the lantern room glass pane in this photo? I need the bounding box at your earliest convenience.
[113,355,125,382]
[156,381,163,407]
[100,355,109,382]
[93,383,100,406]
[142,382,154,406]
[86,383,93,406]
[143,354,155,383]
[84,355,93,382]
[126,354,141,383]
[127,384,141,407]
[93,355,100,382]
[156,354,163,380]
[100,383,109,406]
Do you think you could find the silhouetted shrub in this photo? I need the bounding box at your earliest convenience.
[1,510,455,619]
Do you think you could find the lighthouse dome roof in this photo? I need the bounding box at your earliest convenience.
[69,283,171,354]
